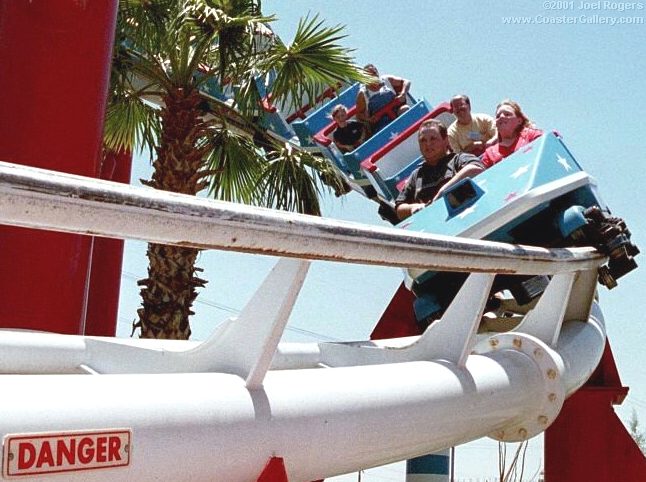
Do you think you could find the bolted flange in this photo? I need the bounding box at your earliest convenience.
[474,332,566,442]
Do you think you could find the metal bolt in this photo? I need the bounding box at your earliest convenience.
[534,348,543,358]
[490,338,499,348]
[538,415,549,425]
[518,428,528,438]
[548,393,557,402]
[547,369,557,380]
[8,452,13,461]
[513,338,522,349]
[124,444,130,453]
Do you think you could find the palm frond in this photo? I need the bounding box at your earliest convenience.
[301,152,349,198]
[182,0,273,83]
[127,47,175,93]
[230,68,263,118]
[117,0,177,55]
[103,93,160,157]
[203,125,265,203]
[255,143,345,216]
[260,14,364,110]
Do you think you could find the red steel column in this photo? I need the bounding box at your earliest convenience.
[256,457,289,482]
[0,1,118,334]
[370,282,421,340]
[544,342,646,481]
[84,150,133,337]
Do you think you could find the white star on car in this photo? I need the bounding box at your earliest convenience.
[556,154,572,171]
[458,205,476,219]
[511,165,530,179]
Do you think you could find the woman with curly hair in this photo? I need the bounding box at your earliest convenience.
[481,99,543,168]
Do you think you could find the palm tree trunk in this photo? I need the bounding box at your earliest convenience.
[135,87,208,339]
[137,243,203,339]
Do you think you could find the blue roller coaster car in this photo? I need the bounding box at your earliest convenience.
[397,132,639,326]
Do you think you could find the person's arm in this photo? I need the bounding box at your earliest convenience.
[396,201,427,220]
[467,142,485,156]
[387,75,411,102]
[480,146,496,168]
[333,140,354,153]
[470,116,497,154]
[485,136,498,148]
[395,172,425,220]
[432,162,484,202]
[355,91,369,122]
[356,125,368,145]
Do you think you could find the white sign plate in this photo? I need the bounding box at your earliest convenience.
[3,429,131,478]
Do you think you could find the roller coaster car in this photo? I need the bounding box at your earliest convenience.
[291,83,362,148]
[309,95,448,209]
[257,70,346,141]
[397,131,639,327]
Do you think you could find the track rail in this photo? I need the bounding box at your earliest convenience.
[0,161,609,481]
[0,161,604,275]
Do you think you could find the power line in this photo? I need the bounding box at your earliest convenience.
[120,271,340,341]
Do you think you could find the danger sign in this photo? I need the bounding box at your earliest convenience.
[3,429,131,478]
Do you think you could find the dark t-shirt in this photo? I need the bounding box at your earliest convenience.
[333,120,365,147]
[395,152,483,205]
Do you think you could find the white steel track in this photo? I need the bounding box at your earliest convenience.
[0,162,608,481]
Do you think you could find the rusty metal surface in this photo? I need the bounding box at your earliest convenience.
[0,161,605,275]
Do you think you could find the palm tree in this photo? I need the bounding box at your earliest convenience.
[629,409,646,455]
[104,0,364,339]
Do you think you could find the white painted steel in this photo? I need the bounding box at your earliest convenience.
[0,350,550,481]
[0,266,591,377]
[518,272,576,346]
[0,162,611,480]
[555,302,607,396]
[420,273,493,367]
[373,133,419,179]
[563,268,598,322]
[0,306,604,480]
[0,161,604,275]
[0,258,308,383]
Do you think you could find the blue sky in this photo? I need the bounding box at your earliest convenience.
[118,1,645,479]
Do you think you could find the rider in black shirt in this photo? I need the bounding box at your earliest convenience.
[395,119,484,220]
[331,104,366,153]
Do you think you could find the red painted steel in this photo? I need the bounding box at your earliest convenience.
[85,150,133,336]
[257,457,289,482]
[544,341,646,481]
[370,282,421,340]
[0,1,118,334]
